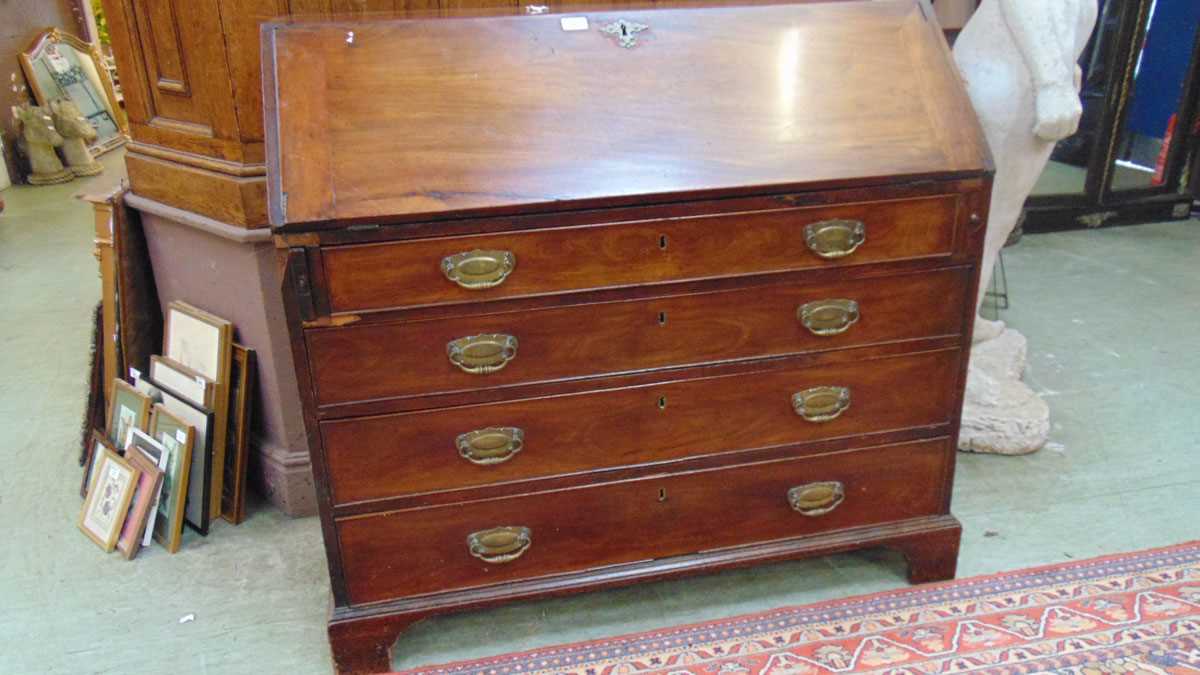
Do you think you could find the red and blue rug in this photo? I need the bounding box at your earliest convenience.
[404,541,1200,674]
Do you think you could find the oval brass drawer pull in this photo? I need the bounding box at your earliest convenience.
[441,249,516,290]
[798,299,859,336]
[447,334,518,374]
[788,481,845,517]
[792,386,851,422]
[805,219,866,259]
[467,526,532,564]
[457,427,524,465]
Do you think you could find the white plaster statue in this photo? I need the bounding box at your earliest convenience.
[952,0,1098,455]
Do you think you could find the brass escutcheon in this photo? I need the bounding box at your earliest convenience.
[447,334,518,374]
[787,481,845,517]
[467,526,532,564]
[456,427,524,465]
[792,386,851,423]
[798,299,860,336]
[805,219,866,259]
[441,249,516,290]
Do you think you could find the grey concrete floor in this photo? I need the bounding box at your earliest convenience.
[1,157,1197,674]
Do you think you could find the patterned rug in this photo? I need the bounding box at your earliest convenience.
[403,542,1200,675]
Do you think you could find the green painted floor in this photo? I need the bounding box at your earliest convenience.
[1,156,1197,674]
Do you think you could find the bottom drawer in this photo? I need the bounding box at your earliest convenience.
[336,437,951,605]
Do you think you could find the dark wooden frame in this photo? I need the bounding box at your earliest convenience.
[1024,0,1200,232]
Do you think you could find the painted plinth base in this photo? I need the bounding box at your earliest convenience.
[959,324,1050,455]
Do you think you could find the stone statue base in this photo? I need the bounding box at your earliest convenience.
[959,326,1050,455]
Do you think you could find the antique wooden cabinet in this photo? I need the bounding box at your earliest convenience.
[265,1,992,671]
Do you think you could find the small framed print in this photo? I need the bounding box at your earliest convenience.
[117,451,164,560]
[78,448,140,552]
[149,355,215,408]
[222,344,255,524]
[81,430,117,498]
[127,428,168,547]
[164,301,232,516]
[152,379,215,536]
[149,404,195,553]
[107,379,152,449]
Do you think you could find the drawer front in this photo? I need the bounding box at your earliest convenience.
[337,438,950,604]
[323,349,960,505]
[307,268,967,406]
[321,195,960,313]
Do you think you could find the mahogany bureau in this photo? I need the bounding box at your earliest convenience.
[263,1,992,672]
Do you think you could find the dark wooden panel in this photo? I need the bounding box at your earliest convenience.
[306,267,968,406]
[322,194,959,313]
[323,349,960,504]
[337,437,951,604]
[265,1,989,225]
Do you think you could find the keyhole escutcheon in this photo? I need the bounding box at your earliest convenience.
[657,395,667,410]
[658,488,668,502]
[658,311,667,326]
[658,234,668,250]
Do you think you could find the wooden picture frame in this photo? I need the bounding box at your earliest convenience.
[81,430,117,498]
[118,451,164,560]
[152,379,216,536]
[149,404,195,554]
[222,344,255,524]
[164,301,232,518]
[149,355,215,408]
[78,448,139,552]
[106,378,151,449]
[18,27,128,156]
[127,428,169,547]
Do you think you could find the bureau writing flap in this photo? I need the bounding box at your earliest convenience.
[263,0,989,229]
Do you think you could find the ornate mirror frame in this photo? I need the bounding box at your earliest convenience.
[19,28,129,156]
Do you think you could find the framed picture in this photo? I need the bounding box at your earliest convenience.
[117,451,164,560]
[164,301,232,516]
[127,428,168,548]
[81,430,117,498]
[149,355,215,408]
[107,379,151,449]
[78,448,139,552]
[222,344,256,524]
[152,379,216,536]
[149,404,195,554]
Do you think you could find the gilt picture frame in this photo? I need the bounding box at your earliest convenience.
[18,27,127,156]
[78,448,139,552]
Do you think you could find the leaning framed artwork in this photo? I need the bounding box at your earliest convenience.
[106,378,151,449]
[152,381,215,536]
[149,355,215,408]
[80,430,117,498]
[222,344,255,524]
[148,403,195,553]
[117,451,164,560]
[163,301,232,516]
[78,448,139,552]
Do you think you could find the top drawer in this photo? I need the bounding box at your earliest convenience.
[320,195,960,313]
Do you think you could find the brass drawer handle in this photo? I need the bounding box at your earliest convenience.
[467,526,532,564]
[805,219,866,259]
[457,427,524,465]
[798,299,859,336]
[792,386,851,423]
[447,334,518,374]
[788,481,845,517]
[441,249,516,290]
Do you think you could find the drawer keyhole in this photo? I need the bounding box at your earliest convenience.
[657,395,667,410]
[658,488,668,502]
[659,234,668,250]
[658,311,667,326]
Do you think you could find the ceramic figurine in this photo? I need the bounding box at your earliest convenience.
[13,103,74,185]
[953,0,1099,455]
[49,99,103,177]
